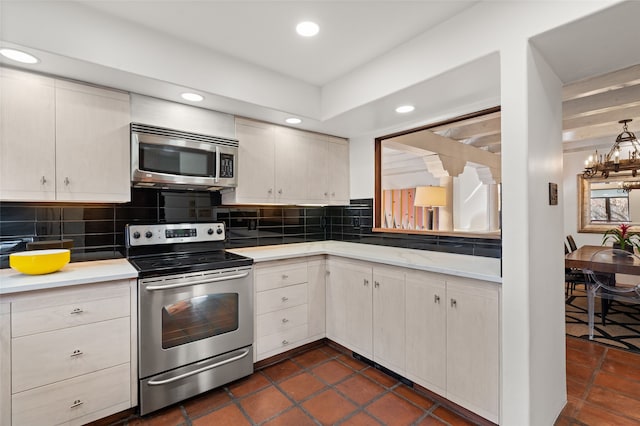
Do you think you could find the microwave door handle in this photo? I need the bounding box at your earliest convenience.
[215,145,220,183]
[145,271,250,291]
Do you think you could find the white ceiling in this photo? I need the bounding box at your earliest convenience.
[77,1,477,86]
[0,1,638,143]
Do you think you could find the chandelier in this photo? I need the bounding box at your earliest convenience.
[583,119,640,178]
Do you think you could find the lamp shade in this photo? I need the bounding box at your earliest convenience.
[414,186,446,207]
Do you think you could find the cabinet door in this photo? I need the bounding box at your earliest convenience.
[0,303,10,426]
[328,137,350,205]
[55,81,130,202]
[306,135,330,204]
[327,259,372,358]
[373,266,405,374]
[307,260,326,339]
[231,119,276,203]
[0,68,56,201]
[405,271,447,395]
[446,278,500,423]
[274,127,310,203]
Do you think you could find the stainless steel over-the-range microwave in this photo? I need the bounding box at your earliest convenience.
[131,123,238,191]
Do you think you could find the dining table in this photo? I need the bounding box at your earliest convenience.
[565,245,640,275]
[565,244,640,339]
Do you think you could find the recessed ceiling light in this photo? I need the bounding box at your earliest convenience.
[181,92,204,102]
[395,105,415,114]
[285,117,302,124]
[296,21,319,37]
[0,48,39,64]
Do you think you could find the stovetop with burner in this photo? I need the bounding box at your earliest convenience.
[125,222,253,278]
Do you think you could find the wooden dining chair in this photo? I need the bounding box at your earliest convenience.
[565,241,586,296]
[566,235,578,252]
[584,248,640,339]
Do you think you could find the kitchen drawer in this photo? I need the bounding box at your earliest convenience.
[12,363,130,426]
[257,304,308,338]
[11,283,130,337]
[256,283,307,315]
[12,317,130,393]
[255,263,308,292]
[257,324,308,355]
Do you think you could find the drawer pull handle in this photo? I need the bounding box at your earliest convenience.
[451,299,457,308]
[434,295,440,304]
[70,400,83,409]
[70,349,83,357]
[281,296,288,302]
[40,176,47,185]
[70,308,83,315]
[282,340,289,345]
[282,274,289,279]
[64,177,70,186]
[282,318,289,323]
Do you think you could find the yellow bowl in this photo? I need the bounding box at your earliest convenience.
[10,249,70,275]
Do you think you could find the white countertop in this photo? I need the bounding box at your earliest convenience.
[229,241,502,283]
[0,258,138,295]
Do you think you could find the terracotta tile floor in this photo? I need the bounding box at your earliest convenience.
[102,343,482,426]
[96,338,640,426]
[557,336,640,425]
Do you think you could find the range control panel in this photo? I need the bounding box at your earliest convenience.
[127,222,225,247]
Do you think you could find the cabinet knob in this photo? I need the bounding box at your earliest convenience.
[374,281,380,288]
[363,279,369,286]
[70,349,83,357]
[281,296,289,302]
[282,318,289,323]
[268,188,273,194]
[282,340,289,345]
[324,192,328,197]
[450,299,457,308]
[70,307,83,315]
[282,274,289,279]
[434,295,440,304]
[64,177,70,186]
[40,176,47,185]
[70,399,84,409]
[278,189,283,194]
[331,192,336,197]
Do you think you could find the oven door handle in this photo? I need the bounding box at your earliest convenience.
[147,349,250,386]
[145,271,250,291]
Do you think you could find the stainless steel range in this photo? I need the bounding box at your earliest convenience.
[126,222,254,416]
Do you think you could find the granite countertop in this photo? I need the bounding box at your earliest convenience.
[229,241,502,283]
[0,258,138,295]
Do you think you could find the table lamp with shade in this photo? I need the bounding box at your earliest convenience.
[414,186,446,230]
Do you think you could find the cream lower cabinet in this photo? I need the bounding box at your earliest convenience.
[326,258,373,359]
[1,280,137,426]
[404,271,500,423]
[327,258,500,424]
[254,257,325,361]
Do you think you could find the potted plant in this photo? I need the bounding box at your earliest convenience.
[602,223,640,253]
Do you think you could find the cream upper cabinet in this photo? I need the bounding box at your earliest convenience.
[224,118,350,205]
[405,270,447,395]
[328,137,350,205]
[229,119,276,203]
[274,126,311,203]
[55,80,130,202]
[0,68,56,200]
[372,266,406,375]
[0,68,131,203]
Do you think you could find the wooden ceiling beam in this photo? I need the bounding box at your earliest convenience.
[563,84,640,118]
[563,104,640,131]
[562,64,640,101]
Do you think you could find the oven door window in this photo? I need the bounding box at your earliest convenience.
[161,293,239,349]
[140,143,215,178]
